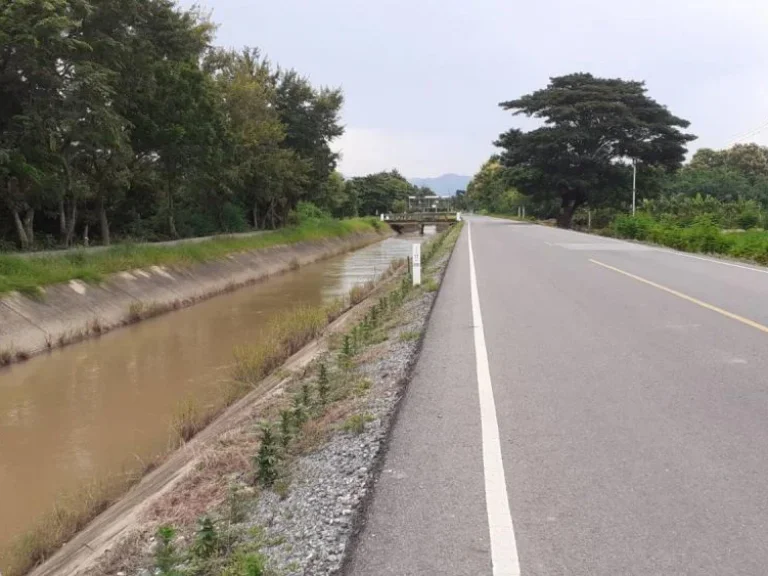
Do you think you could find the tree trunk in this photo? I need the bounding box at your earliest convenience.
[556,186,586,229]
[253,204,259,229]
[59,199,67,240]
[23,208,34,247]
[98,196,110,246]
[167,178,178,238]
[65,202,77,247]
[11,208,29,251]
[269,199,276,229]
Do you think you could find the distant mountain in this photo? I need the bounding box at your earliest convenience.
[407,174,471,197]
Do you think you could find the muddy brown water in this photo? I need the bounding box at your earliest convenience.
[0,233,431,555]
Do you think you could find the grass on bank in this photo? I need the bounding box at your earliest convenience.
[0,218,384,296]
[611,214,768,263]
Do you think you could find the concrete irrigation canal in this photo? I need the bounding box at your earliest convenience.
[0,232,431,559]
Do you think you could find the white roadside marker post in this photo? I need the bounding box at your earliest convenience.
[412,243,421,287]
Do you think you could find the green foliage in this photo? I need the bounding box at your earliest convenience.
[222,551,268,576]
[342,335,352,357]
[495,73,696,227]
[255,424,279,488]
[0,1,352,250]
[342,413,375,435]
[292,395,307,428]
[301,382,312,408]
[345,170,421,216]
[279,410,293,448]
[317,363,330,406]
[155,525,179,575]
[193,517,219,559]
[611,213,768,262]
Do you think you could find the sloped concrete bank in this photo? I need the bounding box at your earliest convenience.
[0,230,389,365]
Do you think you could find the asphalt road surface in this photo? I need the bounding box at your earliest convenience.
[347,215,768,576]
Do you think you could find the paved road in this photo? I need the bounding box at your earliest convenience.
[347,215,768,576]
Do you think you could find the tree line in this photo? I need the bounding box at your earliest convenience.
[0,0,436,252]
[468,73,768,229]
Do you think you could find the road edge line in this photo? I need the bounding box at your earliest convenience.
[468,222,521,576]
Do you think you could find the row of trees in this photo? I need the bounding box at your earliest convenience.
[469,142,768,229]
[2,0,393,251]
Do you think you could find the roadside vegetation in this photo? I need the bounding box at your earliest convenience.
[0,215,383,295]
[463,72,768,263]
[0,225,462,576]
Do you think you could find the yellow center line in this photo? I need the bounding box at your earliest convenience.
[589,258,768,335]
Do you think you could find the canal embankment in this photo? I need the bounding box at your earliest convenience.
[0,219,388,365]
[14,224,462,576]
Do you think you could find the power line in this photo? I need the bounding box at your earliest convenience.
[727,117,768,146]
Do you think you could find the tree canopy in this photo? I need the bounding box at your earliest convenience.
[495,73,696,227]
[0,0,359,250]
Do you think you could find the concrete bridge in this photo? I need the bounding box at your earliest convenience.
[381,212,461,234]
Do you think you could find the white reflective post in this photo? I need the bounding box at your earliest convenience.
[412,243,421,286]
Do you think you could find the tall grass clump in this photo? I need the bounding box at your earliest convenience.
[233,305,329,385]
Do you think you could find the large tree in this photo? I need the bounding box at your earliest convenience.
[496,73,696,227]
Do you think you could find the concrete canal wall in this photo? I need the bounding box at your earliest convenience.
[0,230,388,364]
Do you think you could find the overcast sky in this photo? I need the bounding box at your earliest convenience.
[182,0,768,178]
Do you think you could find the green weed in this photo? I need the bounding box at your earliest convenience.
[255,424,279,488]
[342,413,375,434]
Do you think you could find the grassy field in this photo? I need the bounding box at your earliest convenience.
[0,218,383,296]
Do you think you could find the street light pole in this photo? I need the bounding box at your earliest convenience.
[632,158,637,216]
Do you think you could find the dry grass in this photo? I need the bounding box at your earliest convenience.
[233,305,327,386]
[127,300,167,324]
[170,397,218,448]
[0,464,158,576]
[348,280,376,305]
[84,529,147,576]
[0,347,14,366]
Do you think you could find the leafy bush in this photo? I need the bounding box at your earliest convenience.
[612,214,654,240]
[288,202,331,225]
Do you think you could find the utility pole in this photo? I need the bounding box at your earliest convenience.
[632,158,637,216]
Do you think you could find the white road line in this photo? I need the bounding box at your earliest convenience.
[467,223,521,576]
[657,248,768,275]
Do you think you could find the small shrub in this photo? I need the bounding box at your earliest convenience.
[399,330,420,342]
[193,517,219,559]
[155,525,178,575]
[317,363,330,406]
[422,278,438,292]
[227,485,248,524]
[343,413,375,434]
[612,214,654,240]
[342,335,352,357]
[255,424,279,488]
[301,382,312,407]
[222,551,268,576]
[280,409,293,448]
[292,395,307,427]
